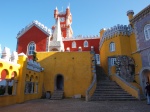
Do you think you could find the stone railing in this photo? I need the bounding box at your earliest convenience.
[86,51,97,101]
[99,24,132,48]
[86,73,97,101]
[27,60,42,72]
[17,20,51,38]
[111,74,140,99]
[63,35,99,41]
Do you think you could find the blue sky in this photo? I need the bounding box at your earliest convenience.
[0,0,149,52]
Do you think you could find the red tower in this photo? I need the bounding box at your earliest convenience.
[52,7,73,38]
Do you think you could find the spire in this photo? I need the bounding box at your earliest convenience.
[55,7,58,10]
[53,17,62,41]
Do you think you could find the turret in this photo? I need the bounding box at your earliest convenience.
[99,28,105,40]
[66,6,70,16]
[127,10,134,24]
[54,7,58,19]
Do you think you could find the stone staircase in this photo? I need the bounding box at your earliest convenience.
[50,90,64,100]
[90,65,137,101]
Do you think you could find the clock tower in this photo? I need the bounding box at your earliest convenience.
[52,6,73,38]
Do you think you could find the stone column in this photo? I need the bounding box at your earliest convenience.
[34,82,38,93]
[25,81,29,94]
[31,82,34,94]
[12,80,18,95]
[4,79,9,95]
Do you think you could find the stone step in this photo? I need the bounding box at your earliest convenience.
[94,89,125,91]
[91,97,137,101]
[50,90,64,100]
[93,94,132,96]
[96,86,121,89]
[93,91,128,94]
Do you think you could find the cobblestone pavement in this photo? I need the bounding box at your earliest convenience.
[0,99,150,112]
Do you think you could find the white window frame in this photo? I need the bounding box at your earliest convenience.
[110,58,116,66]
[72,41,76,48]
[144,24,150,41]
[110,42,115,52]
[95,54,100,64]
[28,42,36,55]
[84,40,88,47]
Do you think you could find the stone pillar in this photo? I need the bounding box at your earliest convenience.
[25,81,29,94]
[4,79,9,95]
[12,80,18,95]
[31,82,34,93]
[34,82,38,93]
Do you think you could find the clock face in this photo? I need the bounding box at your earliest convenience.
[60,17,65,22]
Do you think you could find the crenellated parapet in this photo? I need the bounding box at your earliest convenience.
[99,24,132,48]
[63,35,99,41]
[27,60,43,72]
[17,20,52,38]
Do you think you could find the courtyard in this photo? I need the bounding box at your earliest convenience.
[0,99,150,112]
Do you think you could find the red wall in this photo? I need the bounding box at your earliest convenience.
[17,26,48,55]
[63,38,100,54]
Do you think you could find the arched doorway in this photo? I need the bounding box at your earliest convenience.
[51,48,58,51]
[55,75,64,90]
[140,67,150,96]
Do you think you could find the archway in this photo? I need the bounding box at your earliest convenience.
[55,75,64,90]
[51,48,58,51]
[140,67,150,96]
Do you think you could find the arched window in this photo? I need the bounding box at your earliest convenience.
[72,41,76,48]
[28,42,35,55]
[109,42,115,52]
[144,24,150,40]
[84,40,88,47]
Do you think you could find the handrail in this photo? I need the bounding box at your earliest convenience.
[115,74,140,99]
[86,73,97,101]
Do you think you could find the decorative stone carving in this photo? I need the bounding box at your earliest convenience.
[27,59,42,72]
[115,55,135,82]
[11,51,18,63]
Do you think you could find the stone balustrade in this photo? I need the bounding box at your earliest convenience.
[63,35,99,41]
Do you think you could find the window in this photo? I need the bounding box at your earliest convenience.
[144,24,150,40]
[28,42,35,55]
[72,41,76,48]
[110,58,116,66]
[95,54,100,64]
[84,41,88,47]
[109,42,115,52]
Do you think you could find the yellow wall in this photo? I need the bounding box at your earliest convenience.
[0,55,43,107]
[100,31,142,84]
[100,34,131,74]
[37,52,93,97]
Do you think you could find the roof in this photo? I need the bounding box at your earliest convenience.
[130,4,150,23]
[16,20,52,38]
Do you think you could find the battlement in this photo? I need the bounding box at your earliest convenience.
[63,35,99,41]
[17,20,51,38]
[99,24,132,48]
